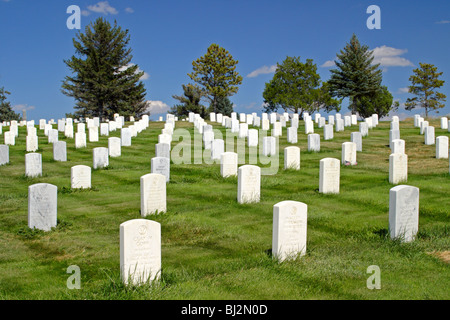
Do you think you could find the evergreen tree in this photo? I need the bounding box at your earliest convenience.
[188,44,243,113]
[405,63,446,118]
[213,96,234,116]
[263,56,340,117]
[0,87,21,122]
[62,18,147,120]
[328,34,383,117]
[170,84,207,118]
[355,86,399,118]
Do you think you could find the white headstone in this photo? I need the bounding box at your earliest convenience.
[48,129,58,144]
[247,129,258,147]
[237,165,261,204]
[211,139,225,161]
[151,157,170,182]
[108,137,121,157]
[341,142,357,165]
[93,147,109,169]
[323,124,333,141]
[287,127,297,144]
[155,143,170,159]
[359,122,368,137]
[272,201,307,262]
[389,153,408,184]
[26,135,38,152]
[100,123,109,136]
[53,141,67,162]
[71,165,91,189]
[120,219,161,285]
[140,173,166,216]
[440,117,448,130]
[75,132,87,148]
[263,136,276,156]
[351,132,362,152]
[391,139,405,155]
[319,158,340,194]
[389,185,419,242]
[424,126,435,145]
[28,183,57,231]
[307,134,320,152]
[220,152,238,178]
[121,128,132,147]
[436,136,449,159]
[0,145,9,165]
[25,153,42,177]
[284,146,300,170]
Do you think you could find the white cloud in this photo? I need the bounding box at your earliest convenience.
[81,10,91,16]
[397,87,410,94]
[87,1,118,15]
[321,45,414,70]
[247,65,277,78]
[320,60,335,68]
[13,104,35,112]
[125,7,134,13]
[371,45,414,67]
[436,20,450,24]
[145,101,170,115]
[118,63,150,81]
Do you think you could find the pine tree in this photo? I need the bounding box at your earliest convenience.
[405,63,446,118]
[213,96,234,116]
[170,84,207,118]
[328,34,383,117]
[0,87,21,122]
[62,18,147,120]
[188,44,243,113]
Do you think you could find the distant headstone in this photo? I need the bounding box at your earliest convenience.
[0,145,9,165]
[71,165,91,189]
[263,136,277,156]
[424,126,435,145]
[53,141,67,162]
[305,120,314,134]
[221,152,238,177]
[100,123,109,136]
[389,153,408,184]
[211,139,225,161]
[323,124,333,140]
[75,132,87,148]
[341,142,357,165]
[151,157,170,182]
[26,135,38,152]
[328,115,335,126]
[436,136,449,159]
[284,146,300,170]
[121,128,132,147]
[25,153,42,177]
[391,139,405,154]
[120,219,161,285]
[441,117,448,130]
[239,123,249,138]
[307,134,320,152]
[390,121,399,131]
[248,129,258,147]
[287,127,297,144]
[28,183,57,231]
[420,121,429,135]
[359,122,368,137]
[351,132,362,152]
[155,143,170,160]
[93,147,109,169]
[389,185,419,242]
[140,173,166,216]
[335,119,344,132]
[319,158,340,194]
[48,129,58,144]
[272,201,307,262]
[389,129,401,149]
[108,137,121,157]
[237,165,261,204]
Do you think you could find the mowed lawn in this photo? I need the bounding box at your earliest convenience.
[0,117,448,300]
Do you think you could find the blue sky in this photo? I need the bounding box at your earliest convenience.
[1,0,449,121]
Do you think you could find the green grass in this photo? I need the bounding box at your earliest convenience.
[0,118,449,300]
